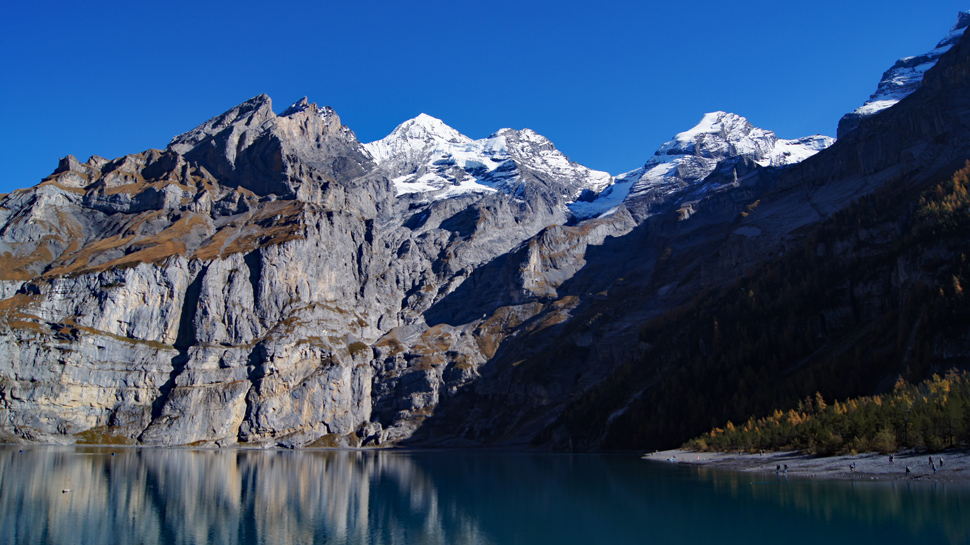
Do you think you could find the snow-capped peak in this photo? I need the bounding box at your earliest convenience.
[652,111,776,163]
[838,10,970,137]
[674,111,753,143]
[569,112,833,220]
[642,110,831,175]
[365,118,611,203]
[364,114,472,166]
[393,113,470,146]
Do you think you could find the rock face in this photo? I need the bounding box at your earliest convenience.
[837,10,969,138]
[2,22,970,450]
[0,95,395,447]
[0,94,630,447]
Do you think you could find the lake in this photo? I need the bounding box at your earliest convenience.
[0,446,966,544]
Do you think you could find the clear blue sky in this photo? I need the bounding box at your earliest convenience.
[1,1,966,194]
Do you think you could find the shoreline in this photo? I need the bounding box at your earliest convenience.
[644,448,970,482]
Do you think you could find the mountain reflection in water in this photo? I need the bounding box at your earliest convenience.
[0,446,966,544]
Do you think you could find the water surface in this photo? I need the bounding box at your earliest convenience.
[0,446,966,544]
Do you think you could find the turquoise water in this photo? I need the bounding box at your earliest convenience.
[0,446,967,544]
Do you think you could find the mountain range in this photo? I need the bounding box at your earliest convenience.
[1,11,969,449]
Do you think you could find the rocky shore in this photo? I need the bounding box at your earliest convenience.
[645,449,970,482]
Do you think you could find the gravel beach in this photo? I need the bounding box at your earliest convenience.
[644,449,970,482]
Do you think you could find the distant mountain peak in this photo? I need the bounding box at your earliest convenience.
[364,117,610,204]
[636,110,831,188]
[570,112,833,220]
[394,113,471,145]
[411,112,454,130]
[654,111,771,162]
[362,115,472,183]
[672,111,751,141]
[167,94,277,157]
[837,10,970,137]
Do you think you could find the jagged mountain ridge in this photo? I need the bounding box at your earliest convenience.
[1,13,968,449]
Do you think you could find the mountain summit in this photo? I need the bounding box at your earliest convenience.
[570,111,832,220]
[364,115,612,206]
[837,10,970,137]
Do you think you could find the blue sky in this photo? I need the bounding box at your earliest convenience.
[1,1,966,195]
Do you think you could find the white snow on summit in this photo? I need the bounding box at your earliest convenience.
[845,11,969,124]
[367,111,831,222]
[569,112,833,219]
[364,114,612,202]
[364,113,471,167]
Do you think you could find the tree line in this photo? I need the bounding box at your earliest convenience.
[684,371,970,454]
